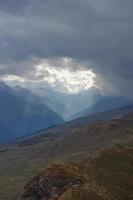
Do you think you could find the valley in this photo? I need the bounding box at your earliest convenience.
[0,1,133,199]
[0,83,133,200]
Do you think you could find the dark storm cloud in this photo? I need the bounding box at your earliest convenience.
[0,0,133,96]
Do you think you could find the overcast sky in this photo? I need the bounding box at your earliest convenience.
[0,0,133,96]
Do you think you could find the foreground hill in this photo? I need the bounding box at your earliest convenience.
[19,139,133,200]
[62,140,133,200]
[0,82,63,143]
[18,162,83,200]
[0,113,133,199]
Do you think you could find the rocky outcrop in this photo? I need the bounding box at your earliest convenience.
[18,163,83,200]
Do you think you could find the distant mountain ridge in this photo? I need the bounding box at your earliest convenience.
[14,85,68,119]
[71,96,133,120]
[0,82,63,143]
[33,86,102,119]
[14,104,133,145]
[0,82,133,143]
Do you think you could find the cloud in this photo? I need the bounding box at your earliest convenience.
[33,60,95,93]
[0,0,133,96]
[0,58,95,93]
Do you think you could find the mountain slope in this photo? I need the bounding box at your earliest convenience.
[0,82,63,143]
[18,139,133,200]
[0,113,133,200]
[44,113,133,159]
[60,141,133,200]
[15,85,68,120]
[72,96,133,120]
[67,104,133,128]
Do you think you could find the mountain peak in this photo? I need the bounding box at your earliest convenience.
[15,85,22,89]
[0,81,7,88]
[0,81,11,92]
[14,85,26,92]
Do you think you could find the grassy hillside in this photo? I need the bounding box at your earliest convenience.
[0,114,133,199]
[59,141,133,200]
[19,140,133,200]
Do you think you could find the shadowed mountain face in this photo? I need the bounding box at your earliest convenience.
[14,85,69,120]
[1,81,132,144]
[0,82,63,143]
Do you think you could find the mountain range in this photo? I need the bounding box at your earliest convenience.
[71,96,133,120]
[0,82,133,143]
[31,85,133,120]
[0,82,63,143]
[32,86,102,119]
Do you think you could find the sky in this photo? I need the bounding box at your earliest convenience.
[0,0,133,96]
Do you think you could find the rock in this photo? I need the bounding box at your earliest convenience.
[18,162,83,200]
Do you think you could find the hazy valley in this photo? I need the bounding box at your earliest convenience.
[0,82,133,200]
